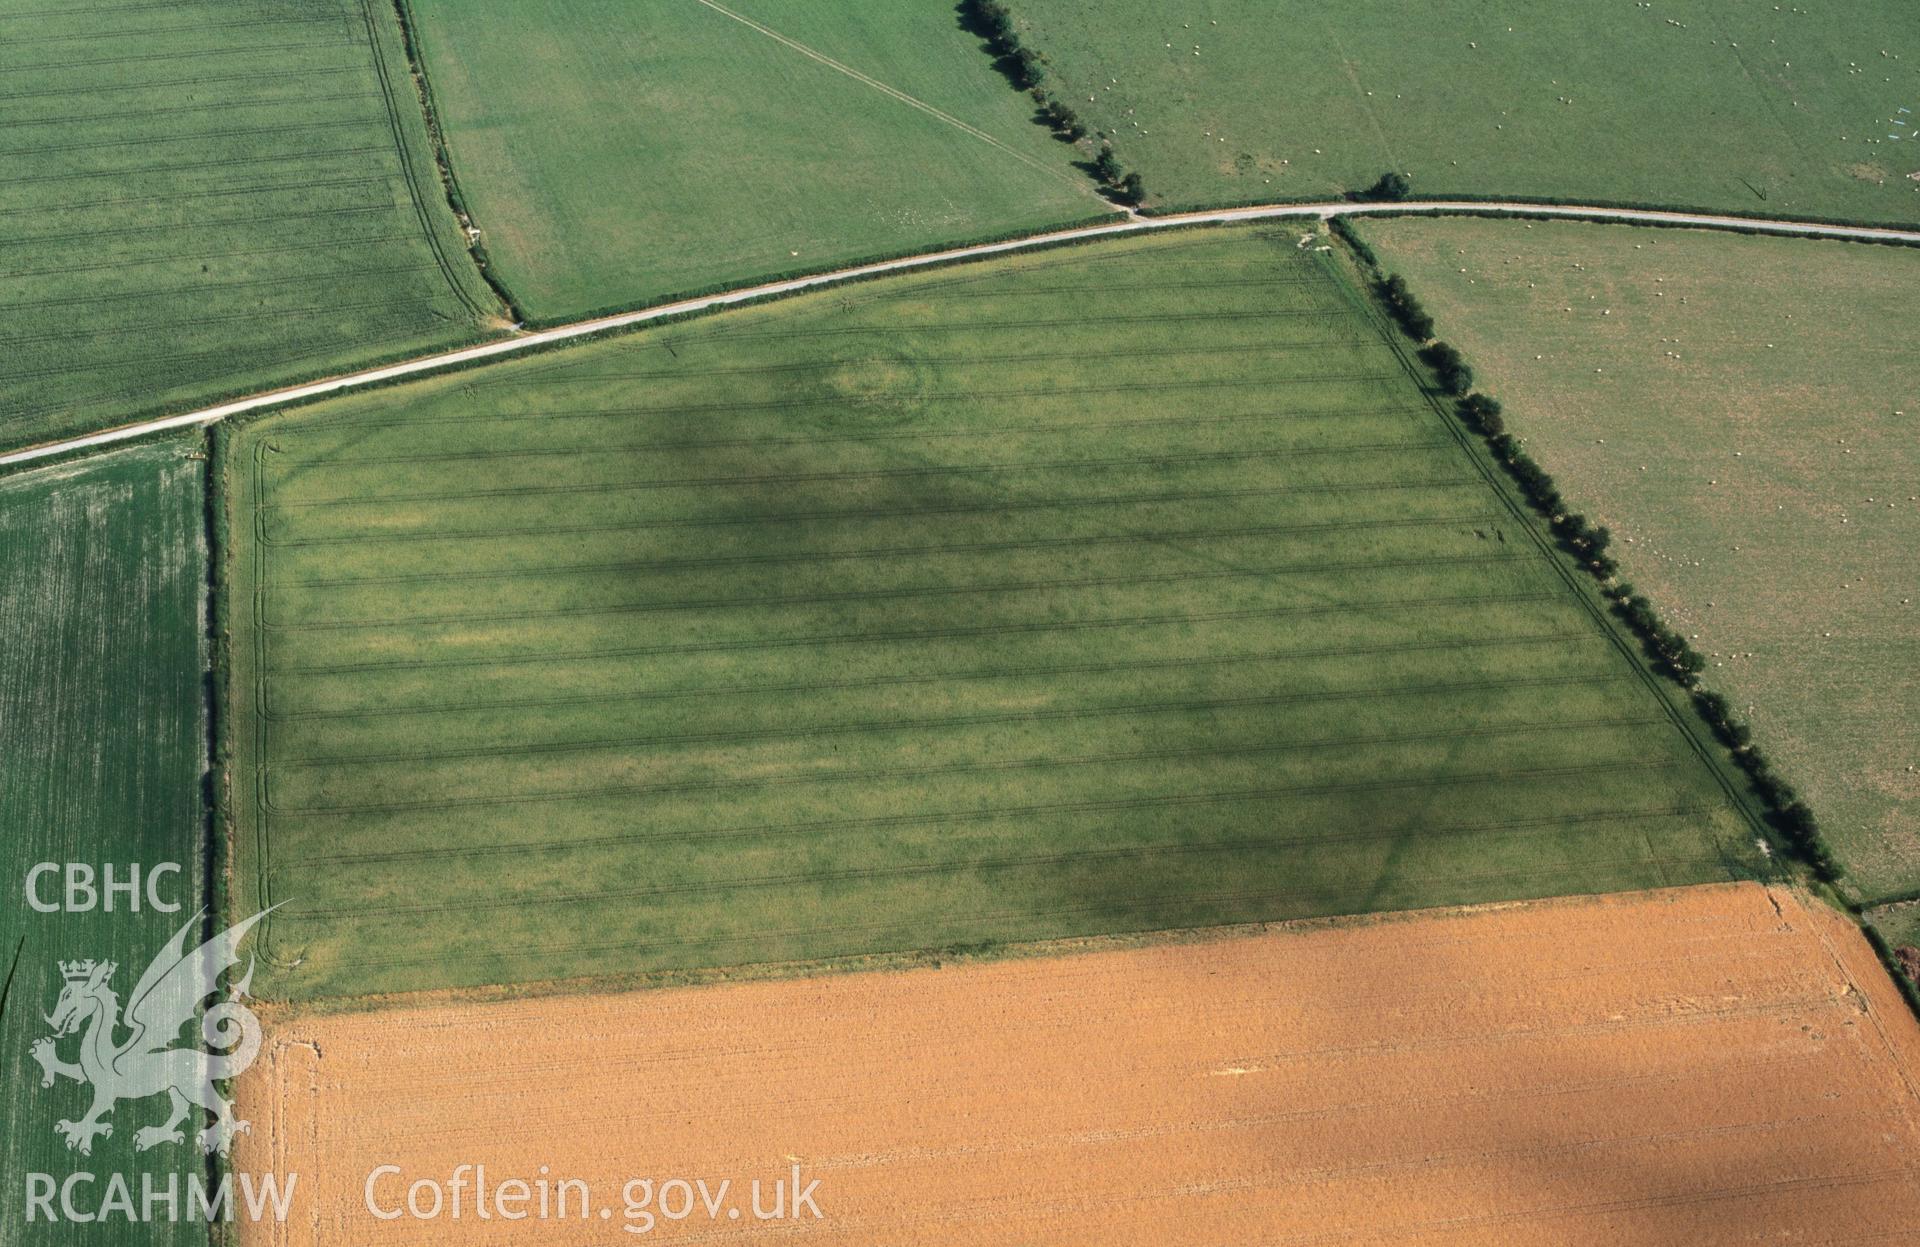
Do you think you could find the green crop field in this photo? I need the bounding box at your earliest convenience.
[0,442,209,1246]
[1360,217,1920,902]
[399,0,1109,322]
[1008,0,1920,220]
[224,225,1767,1002]
[0,0,501,453]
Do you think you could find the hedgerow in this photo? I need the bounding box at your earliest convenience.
[1336,219,1846,882]
[1376,273,1435,341]
[959,0,1147,205]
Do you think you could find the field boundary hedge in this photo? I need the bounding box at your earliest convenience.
[1333,218,1845,882]
[190,429,237,1214]
[1861,924,1920,1016]
[204,423,235,934]
[957,0,1146,207]
[387,0,527,324]
[357,0,502,323]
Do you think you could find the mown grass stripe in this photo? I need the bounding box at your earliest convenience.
[4,304,454,425]
[278,514,1489,587]
[3,295,438,350]
[0,173,392,220]
[402,339,1379,391]
[0,64,365,102]
[626,307,1351,343]
[294,801,1706,871]
[262,629,1605,723]
[0,201,394,252]
[0,230,420,284]
[0,89,381,132]
[0,143,395,187]
[1,298,439,382]
[12,37,364,76]
[274,753,1682,834]
[260,476,1464,547]
[266,439,1442,508]
[289,785,1677,918]
[274,514,1498,591]
[0,115,380,160]
[284,400,1415,439]
[0,259,433,312]
[0,13,339,44]
[311,854,1734,973]
[266,599,1574,676]
[276,713,1657,794]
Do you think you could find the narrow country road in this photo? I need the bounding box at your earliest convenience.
[5,198,1917,469]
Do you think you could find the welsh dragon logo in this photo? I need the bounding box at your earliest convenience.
[30,908,272,1157]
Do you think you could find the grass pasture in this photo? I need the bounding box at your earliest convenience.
[400,0,1109,321]
[1874,901,1920,969]
[1008,0,1920,220]
[1361,218,1920,901]
[0,443,210,1246]
[225,226,1767,1002]
[0,0,501,452]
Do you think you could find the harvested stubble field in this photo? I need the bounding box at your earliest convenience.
[224,226,1769,1002]
[0,0,500,452]
[1359,218,1920,904]
[400,0,1106,321]
[236,883,1920,1245]
[0,442,210,1247]
[1007,0,1920,219]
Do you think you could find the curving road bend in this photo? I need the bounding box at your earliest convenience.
[5,198,1917,469]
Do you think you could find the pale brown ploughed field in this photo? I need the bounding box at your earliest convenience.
[238,884,1920,1245]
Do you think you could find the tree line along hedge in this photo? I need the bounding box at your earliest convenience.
[960,0,1146,206]
[1337,225,1845,883]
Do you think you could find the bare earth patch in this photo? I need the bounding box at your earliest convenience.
[236,883,1920,1244]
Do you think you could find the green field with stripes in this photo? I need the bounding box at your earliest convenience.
[0,0,500,452]
[0,443,209,1247]
[225,226,1768,1001]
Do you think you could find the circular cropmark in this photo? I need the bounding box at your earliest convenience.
[804,342,936,431]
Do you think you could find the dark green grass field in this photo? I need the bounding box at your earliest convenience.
[1010,0,1920,220]
[0,0,501,453]
[0,442,209,1246]
[401,0,1107,322]
[226,226,1767,1001]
